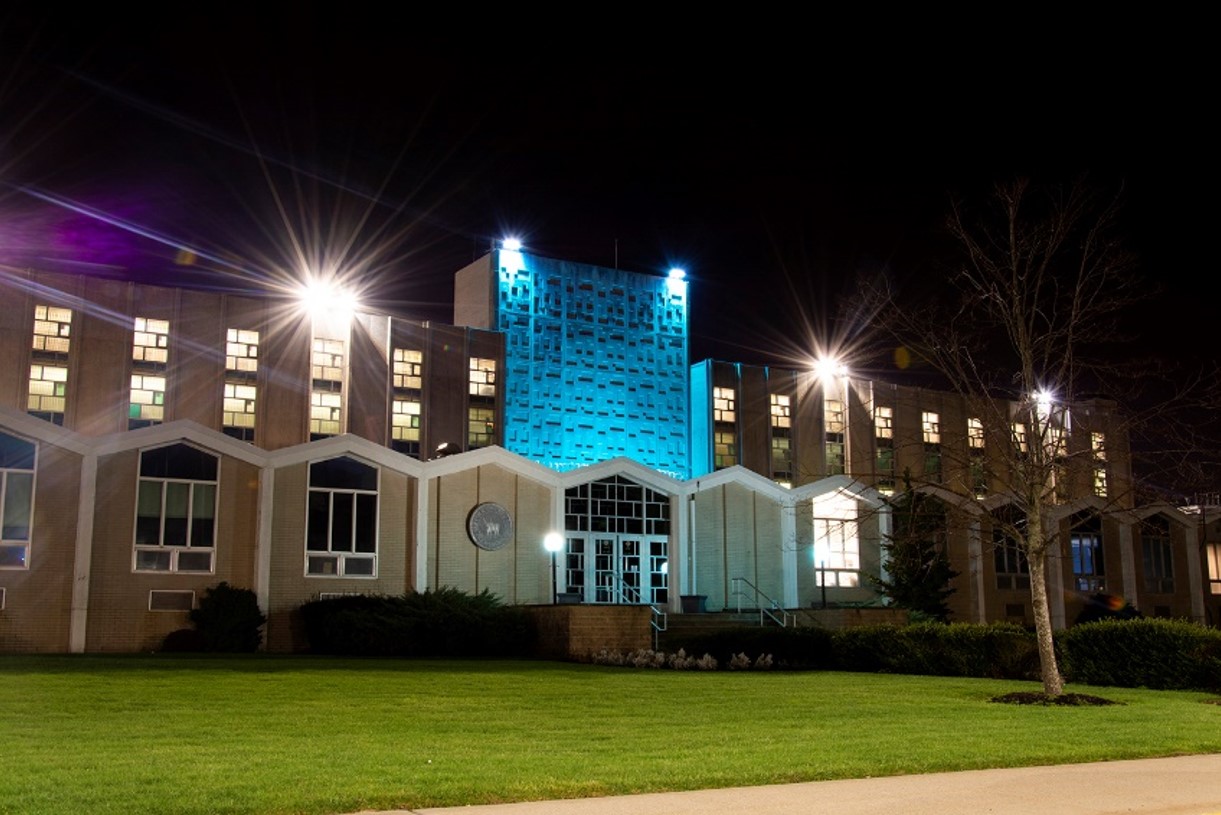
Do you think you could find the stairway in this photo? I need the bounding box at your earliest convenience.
[656,611,768,652]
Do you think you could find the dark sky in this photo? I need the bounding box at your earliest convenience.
[2,8,1215,376]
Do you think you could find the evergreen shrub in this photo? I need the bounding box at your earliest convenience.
[1058,617,1221,690]
[300,587,537,658]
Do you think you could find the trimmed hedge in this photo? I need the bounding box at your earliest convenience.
[299,587,537,658]
[1058,617,1221,691]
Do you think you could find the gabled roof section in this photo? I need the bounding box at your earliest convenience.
[270,433,424,476]
[685,464,792,503]
[559,456,682,495]
[791,474,889,511]
[422,444,560,489]
[92,419,266,466]
[0,405,91,456]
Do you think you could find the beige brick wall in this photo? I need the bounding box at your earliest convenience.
[0,442,81,653]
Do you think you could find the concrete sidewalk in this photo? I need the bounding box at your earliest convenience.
[354,754,1221,815]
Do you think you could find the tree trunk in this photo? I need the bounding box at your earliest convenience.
[1027,546,1064,696]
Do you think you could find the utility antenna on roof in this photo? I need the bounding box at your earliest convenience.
[614,238,618,270]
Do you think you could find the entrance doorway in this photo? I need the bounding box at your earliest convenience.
[562,475,670,605]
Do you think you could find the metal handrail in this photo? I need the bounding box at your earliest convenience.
[614,578,668,648]
[730,576,794,628]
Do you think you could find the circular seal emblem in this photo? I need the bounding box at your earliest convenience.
[467,502,513,551]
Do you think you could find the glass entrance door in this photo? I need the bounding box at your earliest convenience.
[571,534,666,605]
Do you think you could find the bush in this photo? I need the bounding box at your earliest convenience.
[829,622,1037,679]
[1058,617,1221,690]
[181,582,266,652]
[299,587,537,658]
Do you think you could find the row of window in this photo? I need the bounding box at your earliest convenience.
[713,385,1108,497]
[24,306,497,454]
[0,430,1196,603]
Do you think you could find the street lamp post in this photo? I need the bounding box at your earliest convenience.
[543,532,564,605]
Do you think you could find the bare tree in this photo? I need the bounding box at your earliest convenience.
[853,176,1196,696]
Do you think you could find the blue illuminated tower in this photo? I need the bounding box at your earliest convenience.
[454,248,690,478]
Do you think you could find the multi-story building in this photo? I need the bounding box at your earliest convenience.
[0,248,1215,654]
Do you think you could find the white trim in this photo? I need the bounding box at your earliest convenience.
[255,466,274,615]
[69,452,97,653]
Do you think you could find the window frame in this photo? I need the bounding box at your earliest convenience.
[305,456,379,578]
[0,432,36,571]
[133,443,218,574]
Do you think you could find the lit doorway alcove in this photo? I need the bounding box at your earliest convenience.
[561,475,670,605]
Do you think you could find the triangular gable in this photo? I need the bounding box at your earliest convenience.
[0,405,91,456]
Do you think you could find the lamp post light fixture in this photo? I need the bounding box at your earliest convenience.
[543,532,564,604]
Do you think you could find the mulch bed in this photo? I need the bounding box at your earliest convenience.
[990,691,1122,706]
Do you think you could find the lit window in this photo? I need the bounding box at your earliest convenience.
[968,417,987,497]
[223,329,259,442]
[29,304,72,425]
[393,348,423,390]
[134,444,217,573]
[130,318,169,429]
[874,406,893,439]
[468,406,494,450]
[310,338,345,439]
[1092,432,1108,498]
[1012,422,1028,455]
[713,386,736,423]
[825,397,845,476]
[714,430,737,469]
[469,357,496,398]
[922,411,941,479]
[0,433,35,570]
[306,456,377,577]
[874,406,895,493]
[770,394,792,485]
[132,317,169,365]
[1207,542,1221,595]
[392,349,424,457]
[770,394,791,429]
[813,491,859,587]
[922,412,940,444]
[968,417,984,449]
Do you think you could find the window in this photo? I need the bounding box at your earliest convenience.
[0,433,35,569]
[1071,517,1105,592]
[130,317,169,429]
[468,406,494,450]
[29,304,72,424]
[1207,542,1221,596]
[968,417,987,497]
[392,348,423,457]
[992,508,1029,591]
[770,394,792,485]
[824,397,845,476]
[223,329,259,442]
[874,405,894,493]
[813,491,859,587]
[922,411,941,479]
[1092,432,1108,498]
[307,456,378,577]
[1141,517,1174,594]
[310,338,345,439]
[1012,422,1028,455]
[134,443,217,572]
[713,386,737,469]
[468,357,497,451]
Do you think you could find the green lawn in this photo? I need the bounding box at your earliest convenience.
[3,654,1220,815]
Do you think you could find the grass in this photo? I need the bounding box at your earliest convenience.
[3,654,1220,815]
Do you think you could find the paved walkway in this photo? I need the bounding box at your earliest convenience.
[350,754,1221,815]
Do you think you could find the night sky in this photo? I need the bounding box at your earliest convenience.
[2,10,1215,385]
